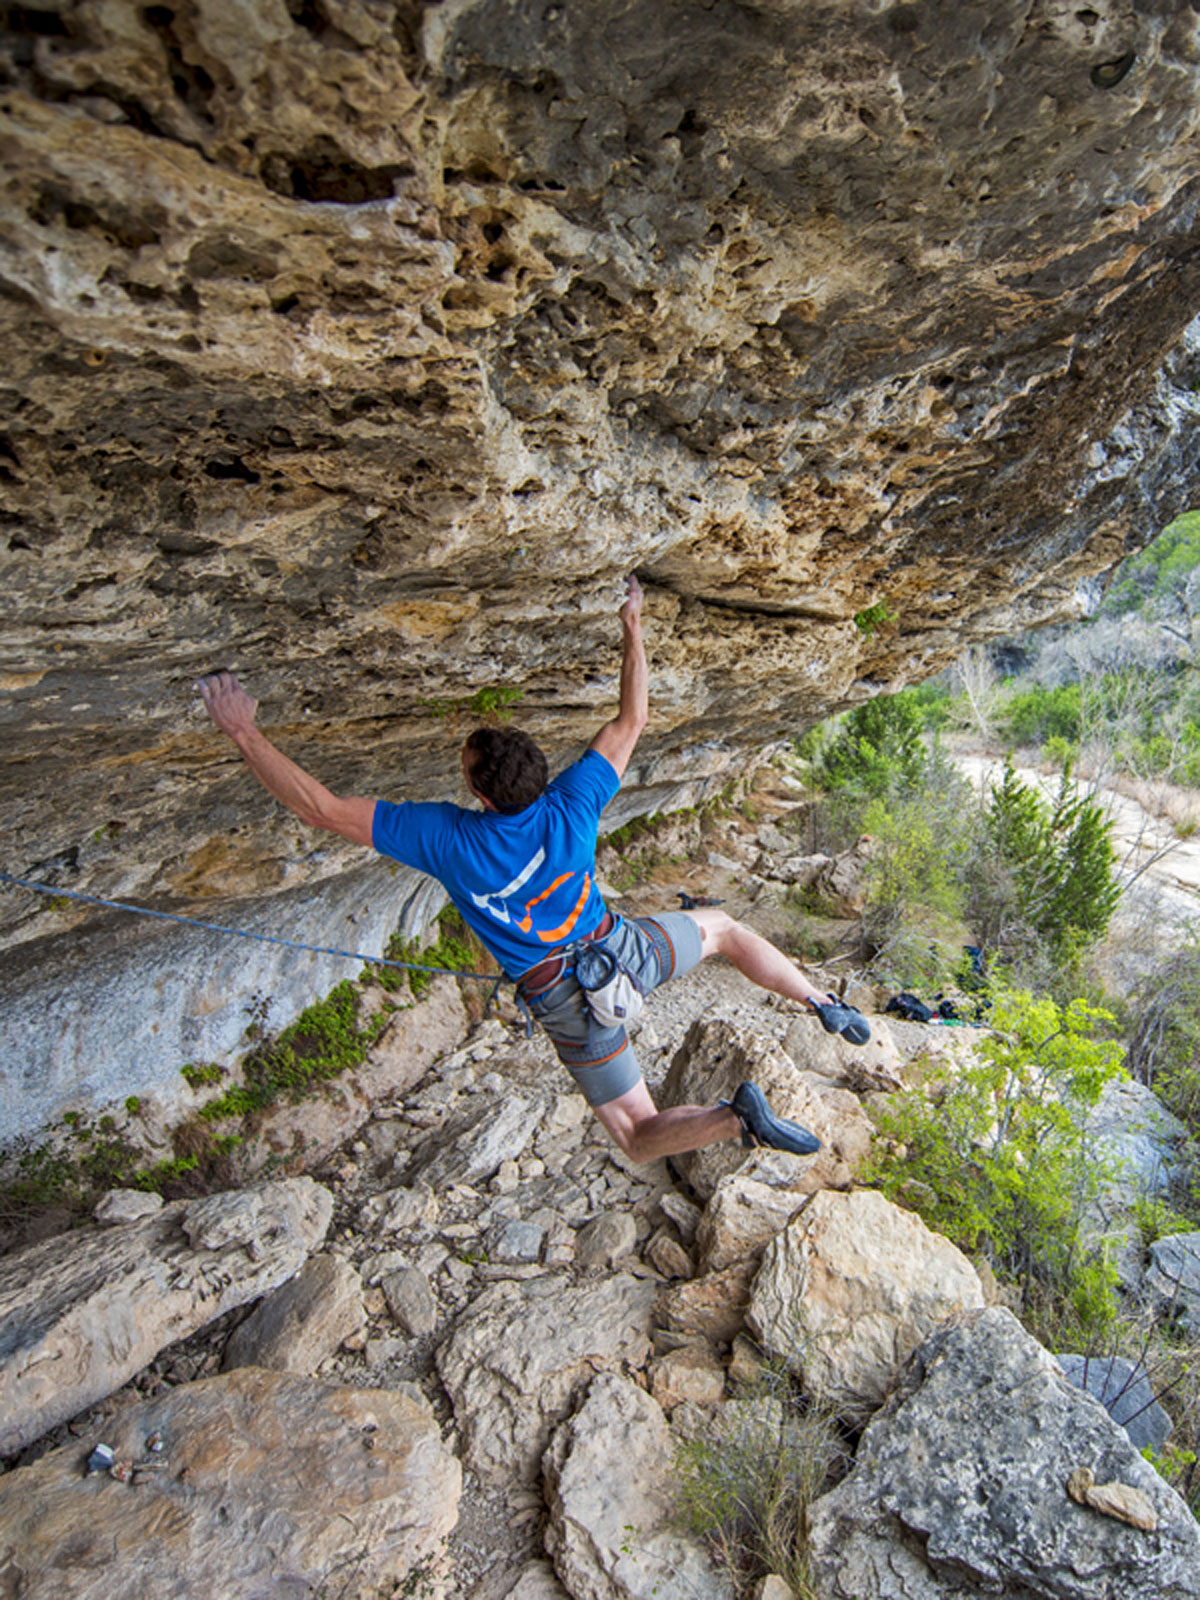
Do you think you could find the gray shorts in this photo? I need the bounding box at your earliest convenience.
[524,912,704,1106]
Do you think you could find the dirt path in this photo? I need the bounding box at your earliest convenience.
[954,752,1200,927]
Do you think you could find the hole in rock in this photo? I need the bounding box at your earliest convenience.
[204,457,261,484]
[262,139,409,205]
[286,0,328,34]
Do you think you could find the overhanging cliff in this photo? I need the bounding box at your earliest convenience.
[3,0,1200,1135]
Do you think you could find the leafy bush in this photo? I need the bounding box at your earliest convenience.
[867,987,1124,1342]
[1000,682,1082,746]
[820,692,929,797]
[857,776,970,962]
[1100,508,1200,615]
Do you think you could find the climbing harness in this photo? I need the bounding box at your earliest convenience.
[0,870,520,1020]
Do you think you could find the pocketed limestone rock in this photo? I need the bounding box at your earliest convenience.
[806,1308,1200,1600]
[543,1371,735,1600]
[0,1367,460,1600]
[436,1273,657,1483]
[0,1177,332,1457]
[221,1252,365,1374]
[748,1188,984,1411]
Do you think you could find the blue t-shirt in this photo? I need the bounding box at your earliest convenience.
[372,749,620,977]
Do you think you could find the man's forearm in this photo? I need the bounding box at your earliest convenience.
[230,724,342,828]
[618,616,648,729]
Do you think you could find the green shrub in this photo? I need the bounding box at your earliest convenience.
[1000,683,1082,747]
[201,978,391,1119]
[867,986,1124,1342]
[381,906,488,997]
[858,784,968,960]
[820,692,928,798]
[674,1369,850,1596]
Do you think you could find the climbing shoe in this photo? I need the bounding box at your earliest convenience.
[723,1081,821,1156]
[810,997,872,1046]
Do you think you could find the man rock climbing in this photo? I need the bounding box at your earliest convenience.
[198,576,868,1164]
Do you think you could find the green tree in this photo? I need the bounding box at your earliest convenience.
[978,763,1119,964]
[820,693,928,798]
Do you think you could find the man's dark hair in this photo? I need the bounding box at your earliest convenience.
[464,727,549,814]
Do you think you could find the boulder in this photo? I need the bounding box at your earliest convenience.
[436,1273,657,1483]
[0,1366,459,1600]
[812,836,880,915]
[748,1189,984,1410]
[807,1307,1200,1600]
[783,1013,906,1092]
[575,1211,638,1272]
[0,1176,332,1457]
[221,1253,365,1374]
[382,1266,439,1336]
[543,1371,735,1600]
[662,1018,873,1201]
[695,1174,811,1274]
[93,1189,164,1225]
[405,1090,544,1188]
[1056,1354,1173,1453]
[657,1261,757,1344]
[648,1342,726,1410]
[1087,1078,1188,1202]
[1146,1231,1200,1333]
[359,1179,440,1236]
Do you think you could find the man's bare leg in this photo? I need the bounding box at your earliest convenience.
[685,907,831,1007]
[592,1079,740,1163]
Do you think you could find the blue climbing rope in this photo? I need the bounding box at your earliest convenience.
[0,870,503,989]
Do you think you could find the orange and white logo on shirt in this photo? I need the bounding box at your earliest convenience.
[471,849,592,944]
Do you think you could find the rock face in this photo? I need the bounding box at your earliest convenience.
[0,1366,460,1600]
[806,1307,1200,1600]
[6,2,1200,1132]
[0,1176,331,1456]
[543,1371,735,1600]
[748,1188,985,1409]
